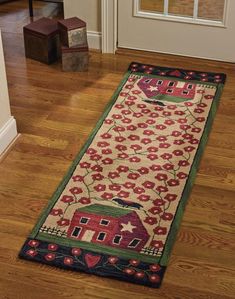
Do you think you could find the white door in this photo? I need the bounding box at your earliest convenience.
[118,0,235,62]
[82,230,95,242]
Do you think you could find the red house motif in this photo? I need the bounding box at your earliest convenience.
[67,204,150,252]
[137,77,196,101]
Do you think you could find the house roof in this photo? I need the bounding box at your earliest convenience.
[77,204,132,218]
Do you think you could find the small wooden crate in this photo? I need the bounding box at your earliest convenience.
[62,45,89,72]
[23,17,60,64]
[58,17,87,48]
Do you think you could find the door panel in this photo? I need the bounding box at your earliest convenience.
[118,0,235,62]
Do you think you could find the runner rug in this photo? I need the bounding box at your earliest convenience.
[19,62,226,288]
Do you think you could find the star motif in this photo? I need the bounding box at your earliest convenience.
[148,86,159,92]
[120,221,136,233]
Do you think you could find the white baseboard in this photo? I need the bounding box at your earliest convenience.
[87,31,102,50]
[0,116,18,155]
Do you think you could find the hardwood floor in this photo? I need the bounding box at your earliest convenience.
[0,1,235,299]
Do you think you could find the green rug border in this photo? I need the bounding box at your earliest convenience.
[28,69,225,267]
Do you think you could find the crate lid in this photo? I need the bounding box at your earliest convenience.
[58,17,86,31]
[62,44,89,53]
[23,17,58,37]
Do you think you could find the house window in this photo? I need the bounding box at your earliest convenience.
[113,235,122,245]
[80,217,89,224]
[128,238,141,248]
[182,90,189,95]
[166,89,173,93]
[168,81,175,87]
[187,84,193,90]
[100,219,110,226]
[97,232,106,241]
[144,79,151,84]
[71,226,82,237]
[157,80,163,85]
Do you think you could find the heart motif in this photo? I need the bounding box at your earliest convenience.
[85,254,101,268]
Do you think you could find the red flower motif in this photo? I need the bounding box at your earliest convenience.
[141,138,152,144]
[26,249,38,257]
[167,179,180,186]
[147,154,158,161]
[109,184,121,191]
[150,164,162,171]
[162,163,174,170]
[198,103,207,108]
[160,153,173,160]
[61,195,74,203]
[129,259,140,266]
[132,90,141,95]
[177,172,188,179]
[144,217,157,225]
[175,110,185,116]
[108,256,118,264]
[97,141,110,148]
[180,124,191,130]
[122,118,132,124]
[120,92,128,97]
[163,111,171,117]
[204,95,213,100]
[182,133,193,140]
[79,197,91,204]
[137,167,149,174]
[159,143,171,149]
[155,124,166,130]
[153,199,165,206]
[128,95,137,101]
[138,194,150,202]
[123,182,136,189]
[147,146,158,152]
[151,240,164,249]
[125,84,134,89]
[90,154,102,161]
[196,117,205,122]
[197,89,205,94]
[194,108,204,114]
[94,184,106,192]
[129,156,141,163]
[127,173,140,180]
[189,138,199,145]
[177,118,187,124]
[156,136,167,142]
[191,127,201,133]
[171,130,181,137]
[146,119,156,125]
[80,162,91,168]
[113,126,125,132]
[44,253,56,261]
[184,101,193,107]
[154,106,163,111]
[131,144,142,151]
[153,227,167,235]
[64,257,74,266]
[50,208,63,216]
[115,136,126,142]
[174,139,185,145]
[142,181,155,189]
[92,173,104,181]
[148,206,162,215]
[72,248,82,256]
[126,125,137,131]
[108,171,120,179]
[91,165,103,172]
[143,130,154,136]
[118,153,129,159]
[101,192,114,200]
[117,191,130,198]
[123,268,135,275]
[104,119,113,124]
[156,186,168,193]
[173,150,184,156]
[150,112,159,118]
[86,148,97,155]
[133,187,145,194]
[167,105,177,110]
[116,144,127,151]
[57,218,70,227]
[133,112,143,118]
[150,264,161,272]
[128,134,140,141]
[155,173,168,181]
[102,148,112,155]
[135,271,145,279]
[184,146,195,152]
[164,119,175,125]
[125,100,135,106]
[112,114,122,119]
[72,175,84,182]
[149,274,161,283]
[161,212,174,221]
[117,165,129,173]
[121,109,131,116]
[28,240,39,247]
[70,187,83,195]
[164,193,177,201]
[48,244,58,251]
[102,158,113,165]
[178,160,190,167]
[141,108,151,114]
[137,103,146,109]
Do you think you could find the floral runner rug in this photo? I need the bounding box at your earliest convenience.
[19,62,226,288]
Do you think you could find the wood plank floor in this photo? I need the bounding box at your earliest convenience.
[0,1,235,298]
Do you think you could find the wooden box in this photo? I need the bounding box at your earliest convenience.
[58,17,87,48]
[23,17,60,64]
[62,45,89,72]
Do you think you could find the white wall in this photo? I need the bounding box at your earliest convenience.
[64,0,101,49]
[0,30,17,155]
